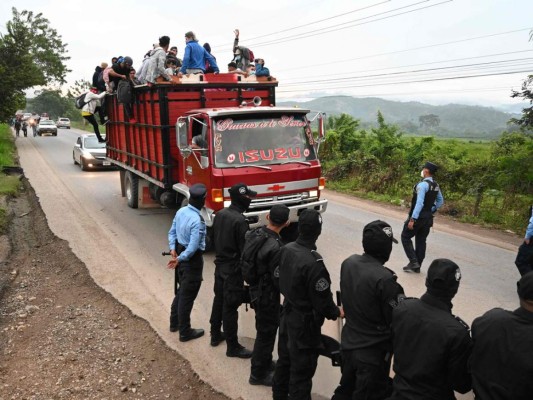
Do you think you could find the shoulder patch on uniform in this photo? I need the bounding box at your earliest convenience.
[315,277,329,292]
[273,265,280,278]
[453,315,470,331]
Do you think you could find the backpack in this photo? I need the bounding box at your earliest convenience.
[240,227,269,286]
[117,80,133,104]
[75,92,89,109]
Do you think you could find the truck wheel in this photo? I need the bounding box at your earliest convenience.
[125,171,139,208]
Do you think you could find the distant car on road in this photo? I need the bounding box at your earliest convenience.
[73,134,113,171]
[57,117,71,129]
[37,119,58,136]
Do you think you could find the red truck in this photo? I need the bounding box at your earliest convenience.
[106,74,327,240]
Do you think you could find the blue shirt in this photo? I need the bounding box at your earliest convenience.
[180,40,219,74]
[255,64,270,77]
[526,207,533,239]
[168,205,206,262]
[412,177,444,220]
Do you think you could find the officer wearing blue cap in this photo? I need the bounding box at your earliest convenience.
[167,183,207,342]
[402,161,444,273]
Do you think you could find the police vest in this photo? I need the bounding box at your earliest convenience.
[409,179,439,218]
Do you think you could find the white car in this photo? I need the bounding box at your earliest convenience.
[57,117,71,129]
[36,119,58,136]
[73,134,113,171]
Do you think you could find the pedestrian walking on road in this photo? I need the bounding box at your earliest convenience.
[470,271,533,400]
[167,183,207,342]
[209,183,256,358]
[402,161,444,273]
[272,209,343,400]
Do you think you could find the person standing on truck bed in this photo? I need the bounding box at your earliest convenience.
[178,31,220,77]
[108,56,133,93]
[145,35,173,85]
[167,184,207,342]
[209,183,256,358]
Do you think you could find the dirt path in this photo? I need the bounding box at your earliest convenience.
[0,180,230,400]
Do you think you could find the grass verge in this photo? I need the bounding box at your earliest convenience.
[0,123,21,233]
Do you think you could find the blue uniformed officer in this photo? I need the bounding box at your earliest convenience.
[272,209,343,400]
[387,259,472,400]
[402,161,444,273]
[515,205,533,276]
[167,183,207,342]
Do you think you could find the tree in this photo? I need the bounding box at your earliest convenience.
[28,89,79,121]
[0,7,70,121]
[418,114,440,130]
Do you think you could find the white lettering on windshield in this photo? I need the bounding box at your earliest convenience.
[216,116,307,132]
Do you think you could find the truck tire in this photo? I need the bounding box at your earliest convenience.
[125,171,139,208]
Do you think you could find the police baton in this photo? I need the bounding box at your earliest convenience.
[162,250,179,295]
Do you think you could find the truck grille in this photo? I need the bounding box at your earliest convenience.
[249,193,307,209]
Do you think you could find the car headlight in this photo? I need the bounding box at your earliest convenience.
[82,153,94,160]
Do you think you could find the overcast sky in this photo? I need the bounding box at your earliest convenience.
[1,0,532,108]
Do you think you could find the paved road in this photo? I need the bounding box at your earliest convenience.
[15,128,521,399]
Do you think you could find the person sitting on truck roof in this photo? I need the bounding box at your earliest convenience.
[178,31,220,77]
[165,56,179,76]
[82,87,107,143]
[203,43,217,73]
[145,35,174,85]
[246,64,256,76]
[254,58,270,77]
[227,61,245,75]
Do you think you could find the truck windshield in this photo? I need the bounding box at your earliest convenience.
[213,114,317,168]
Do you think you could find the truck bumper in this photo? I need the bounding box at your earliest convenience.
[244,199,328,229]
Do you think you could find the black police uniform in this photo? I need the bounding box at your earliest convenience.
[272,238,340,400]
[209,203,249,350]
[247,226,283,380]
[332,253,404,400]
[401,178,439,267]
[387,294,472,400]
[470,307,533,400]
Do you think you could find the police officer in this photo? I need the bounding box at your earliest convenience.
[470,271,533,399]
[167,183,207,342]
[515,205,533,276]
[245,204,290,387]
[209,182,256,358]
[332,220,405,400]
[402,161,444,273]
[272,209,343,400]
[387,259,472,400]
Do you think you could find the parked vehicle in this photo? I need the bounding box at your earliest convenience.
[106,74,327,242]
[73,134,113,171]
[57,117,71,129]
[36,119,58,136]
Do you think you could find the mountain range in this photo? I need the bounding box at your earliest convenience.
[279,96,523,139]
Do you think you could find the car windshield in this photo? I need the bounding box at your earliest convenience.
[59,119,69,122]
[84,137,106,149]
[213,113,317,168]
[40,120,54,125]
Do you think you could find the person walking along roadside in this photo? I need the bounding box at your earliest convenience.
[402,161,444,273]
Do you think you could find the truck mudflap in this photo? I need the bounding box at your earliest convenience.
[243,198,328,229]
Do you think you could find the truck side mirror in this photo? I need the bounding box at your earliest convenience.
[176,119,192,158]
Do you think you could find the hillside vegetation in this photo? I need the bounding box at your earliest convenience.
[320,113,533,234]
[281,96,521,139]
